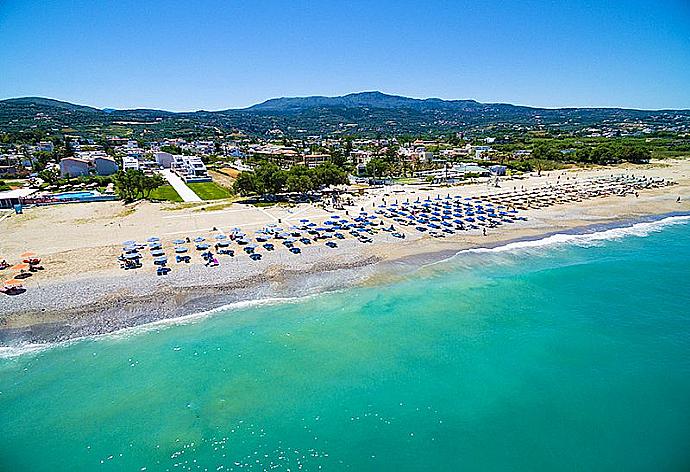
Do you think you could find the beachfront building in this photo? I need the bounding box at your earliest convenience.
[59,157,90,177]
[0,188,37,209]
[172,154,210,182]
[413,163,492,182]
[93,156,119,175]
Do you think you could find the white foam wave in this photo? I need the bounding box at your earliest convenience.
[424,214,690,266]
[0,292,336,359]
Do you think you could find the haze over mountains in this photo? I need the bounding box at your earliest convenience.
[1,91,689,138]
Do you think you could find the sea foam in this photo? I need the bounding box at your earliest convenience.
[457,214,690,255]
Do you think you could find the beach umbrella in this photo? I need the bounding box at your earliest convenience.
[196,243,210,250]
[174,246,188,253]
[151,249,165,257]
[20,252,37,258]
[121,241,135,247]
[217,240,230,247]
[154,256,168,263]
[147,237,160,242]
[124,252,140,259]
[194,236,205,242]
[214,234,227,240]
[173,239,186,244]
[11,263,29,271]
[330,215,340,219]
[3,279,23,287]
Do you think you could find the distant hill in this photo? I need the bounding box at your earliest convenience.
[1,92,689,139]
[245,91,481,112]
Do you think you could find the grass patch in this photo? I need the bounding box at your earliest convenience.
[149,185,183,202]
[187,182,233,200]
[252,201,276,207]
[192,201,237,212]
[116,207,137,218]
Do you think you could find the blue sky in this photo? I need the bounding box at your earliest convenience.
[1,0,689,111]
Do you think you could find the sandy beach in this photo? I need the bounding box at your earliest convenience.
[2,159,689,345]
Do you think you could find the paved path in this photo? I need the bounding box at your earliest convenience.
[160,169,201,202]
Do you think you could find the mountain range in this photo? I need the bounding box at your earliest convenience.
[1,91,688,139]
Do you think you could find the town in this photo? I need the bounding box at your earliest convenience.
[0,117,682,210]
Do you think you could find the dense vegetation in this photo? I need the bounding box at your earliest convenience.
[2,94,689,140]
[113,170,166,202]
[233,162,348,197]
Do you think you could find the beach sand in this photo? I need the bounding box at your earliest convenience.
[1,159,689,345]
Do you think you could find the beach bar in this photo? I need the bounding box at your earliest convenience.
[0,188,36,209]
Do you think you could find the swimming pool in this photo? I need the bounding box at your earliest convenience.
[51,191,100,201]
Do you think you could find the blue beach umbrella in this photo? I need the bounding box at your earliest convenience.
[174,246,188,253]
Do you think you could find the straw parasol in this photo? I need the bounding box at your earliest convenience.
[20,252,37,258]
[11,263,29,271]
[3,279,23,287]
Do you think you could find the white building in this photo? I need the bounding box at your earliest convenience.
[172,155,209,181]
[122,156,140,171]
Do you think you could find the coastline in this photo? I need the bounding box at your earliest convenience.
[2,208,689,348]
[2,160,689,347]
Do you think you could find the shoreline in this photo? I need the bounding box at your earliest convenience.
[2,209,689,348]
[2,159,689,347]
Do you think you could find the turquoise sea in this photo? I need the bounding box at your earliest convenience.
[2,215,690,471]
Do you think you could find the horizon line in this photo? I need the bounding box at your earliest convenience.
[1,92,689,114]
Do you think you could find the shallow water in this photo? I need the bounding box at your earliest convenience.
[2,216,690,471]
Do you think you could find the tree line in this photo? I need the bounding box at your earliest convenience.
[113,170,166,202]
[233,161,348,196]
[531,142,651,165]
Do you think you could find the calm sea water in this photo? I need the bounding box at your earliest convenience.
[2,216,690,471]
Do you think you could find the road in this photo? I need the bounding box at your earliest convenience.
[159,169,201,202]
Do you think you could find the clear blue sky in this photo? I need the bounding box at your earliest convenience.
[1,0,689,111]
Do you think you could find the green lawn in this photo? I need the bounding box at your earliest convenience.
[187,181,233,200]
[149,185,183,202]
